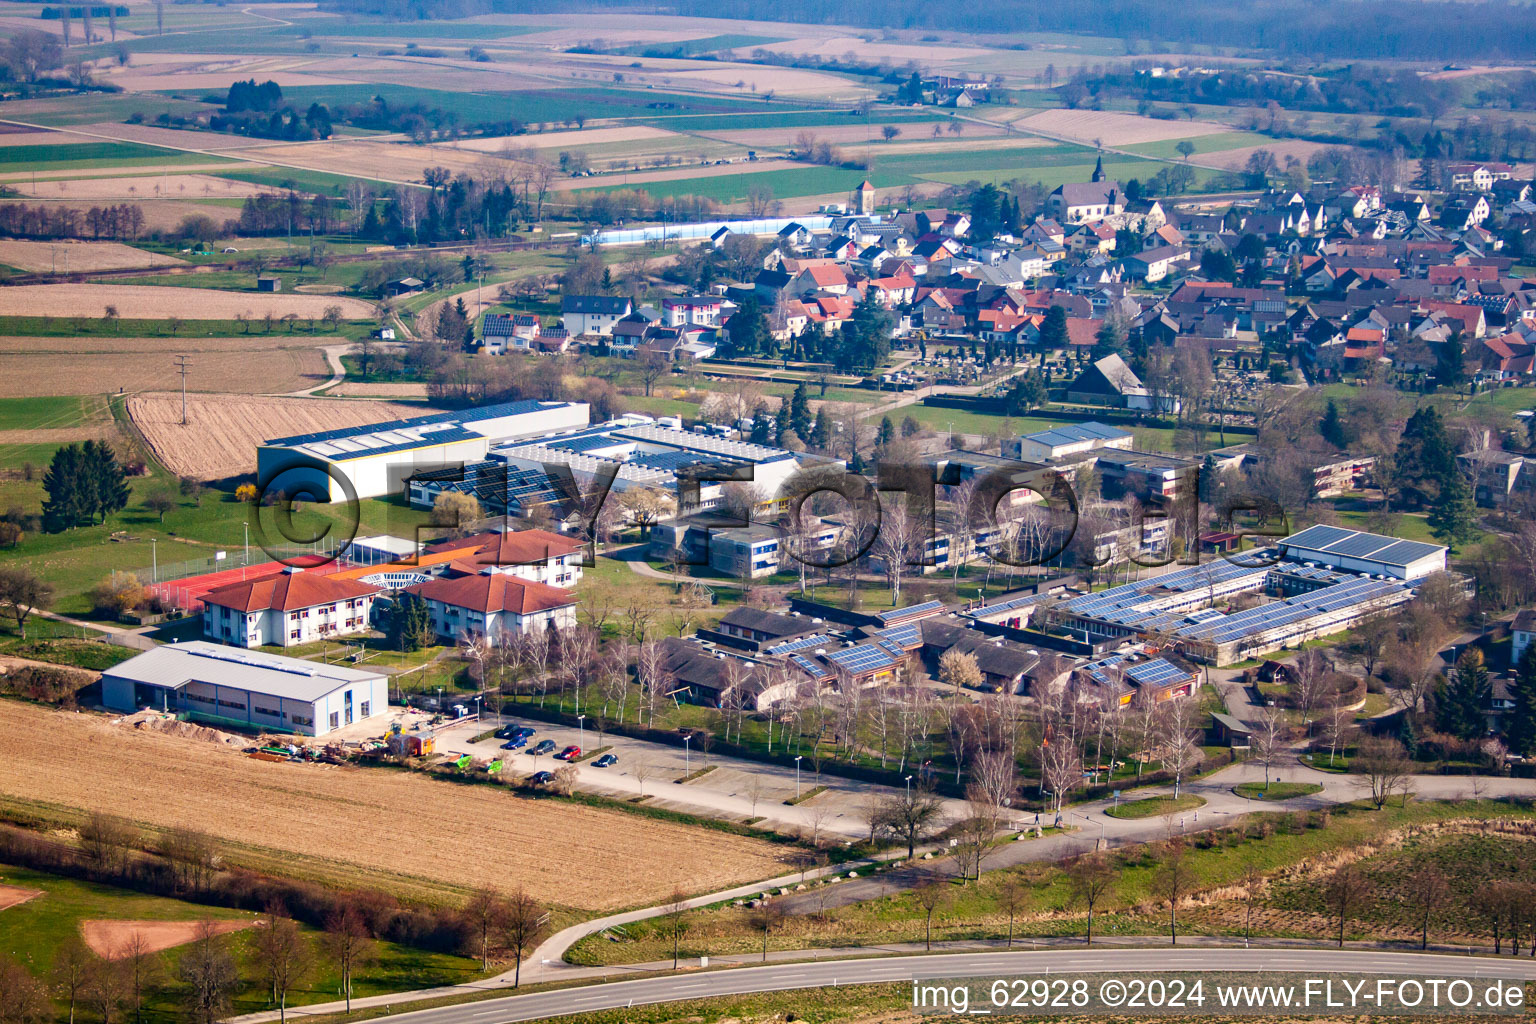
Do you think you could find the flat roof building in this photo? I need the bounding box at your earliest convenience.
[1004,421,1133,462]
[101,641,389,737]
[1277,524,1446,580]
[258,400,589,502]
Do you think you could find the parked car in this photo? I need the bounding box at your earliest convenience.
[556,745,581,761]
[530,739,556,755]
[528,771,555,785]
[592,753,618,768]
[495,725,519,739]
[500,736,527,750]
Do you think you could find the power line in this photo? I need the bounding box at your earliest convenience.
[173,355,191,425]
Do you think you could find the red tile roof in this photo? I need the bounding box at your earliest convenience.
[409,571,576,615]
[203,570,379,613]
[428,529,582,566]
[1065,317,1105,347]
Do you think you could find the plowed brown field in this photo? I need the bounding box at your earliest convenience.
[0,336,330,398]
[0,702,786,912]
[0,284,375,320]
[127,393,424,479]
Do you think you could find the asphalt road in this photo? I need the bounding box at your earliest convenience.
[366,949,1536,1024]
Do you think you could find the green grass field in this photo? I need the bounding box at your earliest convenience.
[0,863,484,1024]
[572,798,1536,966]
[0,94,214,127]
[0,141,224,173]
[279,19,538,38]
[1233,781,1325,801]
[1122,131,1269,159]
[1104,794,1206,819]
[274,84,806,132]
[0,394,432,616]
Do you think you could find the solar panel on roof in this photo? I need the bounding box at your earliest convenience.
[1371,539,1443,565]
[767,634,832,655]
[1282,524,1354,550]
[877,600,944,623]
[1325,533,1396,558]
[877,623,922,647]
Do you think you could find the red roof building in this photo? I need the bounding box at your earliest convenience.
[202,568,381,648]
[407,570,577,640]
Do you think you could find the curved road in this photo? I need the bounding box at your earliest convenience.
[353,949,1536,1024]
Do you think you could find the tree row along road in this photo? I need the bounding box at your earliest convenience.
[313,950,1536,1024]
[226,756,1536,1024]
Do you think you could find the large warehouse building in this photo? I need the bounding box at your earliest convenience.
[101,641,389,737]
[257,400,589,501]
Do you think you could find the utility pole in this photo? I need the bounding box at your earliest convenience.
[173,355,191,424]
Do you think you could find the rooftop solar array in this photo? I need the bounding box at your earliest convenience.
[413,462,562,513]
[1126,658,1192,687]
[615,425,795,464]
[1060,560,1267,621]
[1023,421,1131,449]
[265,400,548,448]
[876,622,923,648]
[1280,525,1445,569]
[825,640,900,674]
[974,593,1046,616]
[791,654,829,679]
[1169,576,1409,646]
[765,634,833,655]
[321,426,481,462]
[876,600,944,625]
[1082,653,1130,685]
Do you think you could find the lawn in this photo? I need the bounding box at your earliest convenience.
[1104,793,1206,819]
[0,616,136,672]
[572,797,1536,967]
[0,863,485,1024]
[1233,781,1325,801]
[0,393,432,617]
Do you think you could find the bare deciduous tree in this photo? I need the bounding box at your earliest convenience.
[1151,838,1192,945]
[1325,864,1368,947]
[178,922,238,1024]
[321,906,371,1013]
[251,905,312,1024]
[499,889,545,988]
[1355,735,1414,810]
[1065,852,1115,945]
[913,875,951,951]
[1250,707,1287,790]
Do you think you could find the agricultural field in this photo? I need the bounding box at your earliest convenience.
[1014,108,1234,146]
[0,284,376,321]
[4,172,264,201]
[0,701,788,913]
[127,394,423,480]
[0,335,335,399]
[0,239,184,273]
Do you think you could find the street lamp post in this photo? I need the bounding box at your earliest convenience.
[794,755,803,799]
[577,713,586,749]
[683,732,691,775]
[904,774,913,800]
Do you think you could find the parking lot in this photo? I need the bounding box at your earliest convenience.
[432,715,983,841]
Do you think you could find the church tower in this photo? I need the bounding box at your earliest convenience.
[853,179,876,215]
[1091,154,1105,183]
